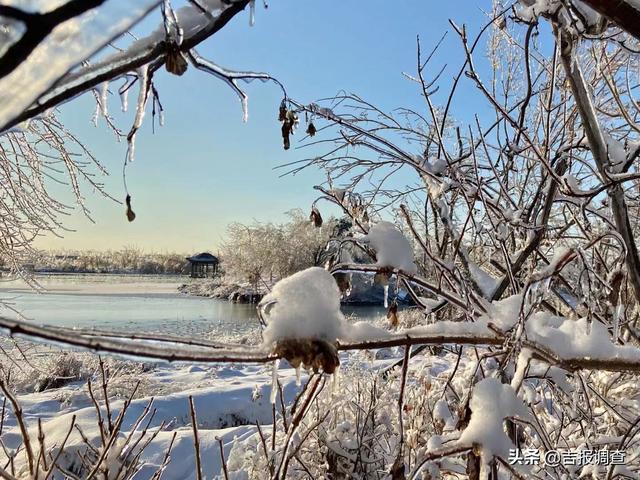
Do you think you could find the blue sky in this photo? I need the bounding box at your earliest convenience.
[37,0,490,253]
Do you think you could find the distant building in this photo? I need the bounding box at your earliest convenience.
[186,252,219,278]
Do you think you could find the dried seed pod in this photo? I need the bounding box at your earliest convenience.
[387,301,399,328]
[310,206,323,228]
[389,454,405,480]
[608,270,624,306]
[278,101,287,122]
[282,121,291,150]
[165,46,188,76]
[273,338,340,374]
[287,110,299,131]
[374,269,392,286]
[125,194,136,222]
[334,272,351,296]
[306,121,316,137]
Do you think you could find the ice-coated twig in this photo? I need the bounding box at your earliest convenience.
[188,49,285,122]
[189,396,203,480]
[2,0,255,132]
[0,375,34,475]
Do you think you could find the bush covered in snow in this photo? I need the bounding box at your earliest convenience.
[30,248,189,275]
[220,210,336,287]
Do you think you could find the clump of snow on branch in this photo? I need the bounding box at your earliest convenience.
[468,261,499,297]
[260,267,347,345]
[481,294,640,362]
[528,313,640,360]
[458,378,529,467]
[361,221,417,274]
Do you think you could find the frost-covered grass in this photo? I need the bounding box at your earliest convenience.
[27,249,189,275]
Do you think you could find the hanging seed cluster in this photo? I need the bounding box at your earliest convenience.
[347,193,369,224]
[279,101,298,150]
[309,205,323,228]
[279,101,318,149]
[272,338,340,374]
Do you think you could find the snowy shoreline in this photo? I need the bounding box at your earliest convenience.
[179,273,409,306]
[0,274,185,296]
[178,279,265,303]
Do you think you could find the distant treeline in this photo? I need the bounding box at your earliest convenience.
[26,248,189,275]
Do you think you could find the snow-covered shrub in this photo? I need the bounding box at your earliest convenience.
[32,249,189,275]
[33,352,84,392]
[226,351,508,479]
[3,347,157,399]
[220,210,335,286]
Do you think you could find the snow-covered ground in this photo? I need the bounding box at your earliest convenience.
[0,359,301,479]
[0,341,405,479]
[0,273,399,479]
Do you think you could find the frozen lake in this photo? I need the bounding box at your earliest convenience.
[0,274,385,337]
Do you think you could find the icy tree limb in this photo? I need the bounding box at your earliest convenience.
[2,314,640,373]
[491,157,568,301]
[188,49,285,122]
[1,0,253,132]
[0,0,162,131]
[557,27,640,305]
[0,316,275,363]
[0,0,108,80]
[578,0,640,40]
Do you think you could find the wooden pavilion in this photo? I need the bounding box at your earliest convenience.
[186,252,219,278]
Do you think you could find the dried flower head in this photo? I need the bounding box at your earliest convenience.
[310,206,323,228]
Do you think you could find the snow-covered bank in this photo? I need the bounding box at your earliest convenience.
[0,274,184,296]
[180,273,411,306]
[178,278,266,304]
[0,358,299,479]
